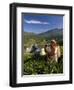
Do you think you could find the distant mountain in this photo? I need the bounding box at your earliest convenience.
[38,28,63,38]
[24,31,37,39]
[24,28,63,40]
[24,32,36,36]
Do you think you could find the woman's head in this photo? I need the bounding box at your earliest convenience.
[50,39,57,47]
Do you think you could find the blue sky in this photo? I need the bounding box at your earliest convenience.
[22,14,63,34]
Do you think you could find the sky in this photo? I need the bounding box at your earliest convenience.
[22,13,63,34]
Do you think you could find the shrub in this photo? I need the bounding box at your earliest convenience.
[23,52,63,75]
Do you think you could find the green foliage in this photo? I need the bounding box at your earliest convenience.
[24,33,63,48]
[23,53,63,75]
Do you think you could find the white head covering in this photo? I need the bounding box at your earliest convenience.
[51,39,57,44]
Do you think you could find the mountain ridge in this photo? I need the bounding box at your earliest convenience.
[24,28,63,39]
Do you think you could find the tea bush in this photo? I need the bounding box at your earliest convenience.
[23,46,63,75]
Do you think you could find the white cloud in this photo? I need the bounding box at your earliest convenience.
[24,19,49,25]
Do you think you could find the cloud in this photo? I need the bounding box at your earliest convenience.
[24,19,49,25]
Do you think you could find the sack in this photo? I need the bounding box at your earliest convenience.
[57,46,61,57]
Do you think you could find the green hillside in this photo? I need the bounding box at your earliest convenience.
[24,28,63,47]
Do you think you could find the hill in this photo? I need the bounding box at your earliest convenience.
[24,28,63,46]
[38,28,63,38]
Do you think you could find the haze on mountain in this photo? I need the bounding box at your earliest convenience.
[24,28,63,38]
